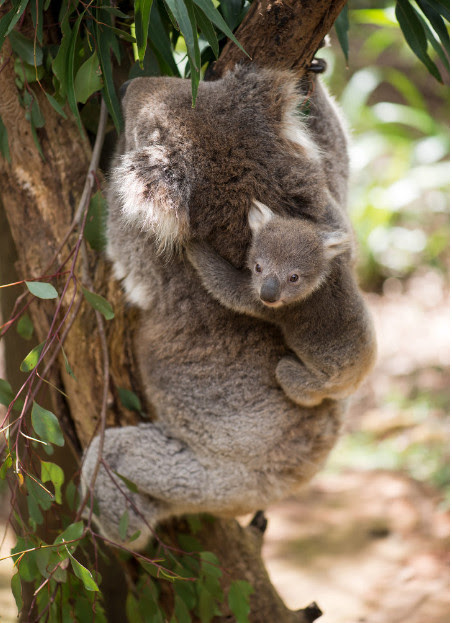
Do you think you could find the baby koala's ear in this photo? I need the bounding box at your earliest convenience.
[248,200,275,234]
[322,230,351,260]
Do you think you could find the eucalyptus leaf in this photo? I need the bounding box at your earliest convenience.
[45,93,68,119]
[31,401,65,447]
[82,287,115,320]
[228,580,254,623]
[20,342,44,372]
[8,30,43,66]
[74,52,103,104]
[17,313,34,340]
[96,7,123,132]
[118,387,142,412]
[396,0,442,82]
[41,460,65,504]
[135,0,154,62]
[11,573,23,613]
[0,0,30,49]
[25,280,58,299]
[191,0,248,57]
[0,378,14,407]
[68,553,99,591]
[334,5,349,63]
[118,510,129,540]
[194,5,219,58]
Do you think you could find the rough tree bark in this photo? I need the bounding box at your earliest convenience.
[0,1,347,621]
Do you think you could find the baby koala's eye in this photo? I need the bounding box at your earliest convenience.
[289,274,299,283]
[255,264,262,273]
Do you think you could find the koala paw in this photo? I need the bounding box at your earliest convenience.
[276,356,324,407]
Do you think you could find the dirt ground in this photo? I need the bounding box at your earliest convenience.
[0,270,449,622]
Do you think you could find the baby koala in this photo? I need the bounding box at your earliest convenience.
[187,201,376,406]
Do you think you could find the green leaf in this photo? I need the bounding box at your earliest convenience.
[191,0,248,57]
[135,0,154,63]
[174,578,197,610]
[25,280,58,299]
[82,287,115,320]
[396,0,442,82]
[20,342,44,372]
[148,3,180,76]
[8,30,43,66]
[419,0,450,20]
[45,93,68,120]
[0,454,13,480]
[11,572,23,613]
[74,52,103,104]
[0,0,30,50]
[197,585,216,623]
[334,5,349,63]
[65,479,79,511]
[188,55,200,106]
[26,475,54,509]
[219,0,244,30]
[17,313,34,340]
[31,402,65,447]
[165,0,198,68]
[52,14,71,99]
[14,58,45,85]
[41,461,64,504]
[84,191,107,251]
[0,378,14,407]
[61,346,77,380]
[0,114,11,163]
[27,492,44,525]
[172,594,191,623]
[31,98,45,128]
[194,5,219,58]
[228,580,254,623]
[126,593,144,623]
[96,7,123,132]
[118,388,142,412]
[68,552,100,591]
[118,510,129,540]
[66,11,86,130]
[54,521,84,547]
[114,471,139,493]
[416,0,450,50]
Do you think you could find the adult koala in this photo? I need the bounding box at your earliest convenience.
[82,64,352,550]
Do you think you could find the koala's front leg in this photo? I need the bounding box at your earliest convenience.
[186,242,262,317]
[276,355,330,407]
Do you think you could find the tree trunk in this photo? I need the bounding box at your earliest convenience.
[0,1,347,621]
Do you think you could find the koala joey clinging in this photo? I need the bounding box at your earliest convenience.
[187,200,377,407]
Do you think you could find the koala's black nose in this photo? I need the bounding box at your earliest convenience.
[260,276,281,303]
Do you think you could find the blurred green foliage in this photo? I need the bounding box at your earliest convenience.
[322,6,449,291]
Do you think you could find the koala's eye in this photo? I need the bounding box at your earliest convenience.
[289,274,299,283]
[255,264,262,273]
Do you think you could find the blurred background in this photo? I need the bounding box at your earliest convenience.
[0,4,449,623]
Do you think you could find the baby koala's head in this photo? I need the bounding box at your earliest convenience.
[247,201,351,308]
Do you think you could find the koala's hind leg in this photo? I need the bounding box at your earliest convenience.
[275,355,334,407]
[81,423,212,550]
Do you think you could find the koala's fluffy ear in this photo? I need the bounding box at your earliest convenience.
[248,201,275,234]
[322,230,351,260]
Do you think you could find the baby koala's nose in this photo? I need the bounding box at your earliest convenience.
[260,275,281,303]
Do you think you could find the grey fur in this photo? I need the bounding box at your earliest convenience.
[187,204,376,407]
[81,65,355,548]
